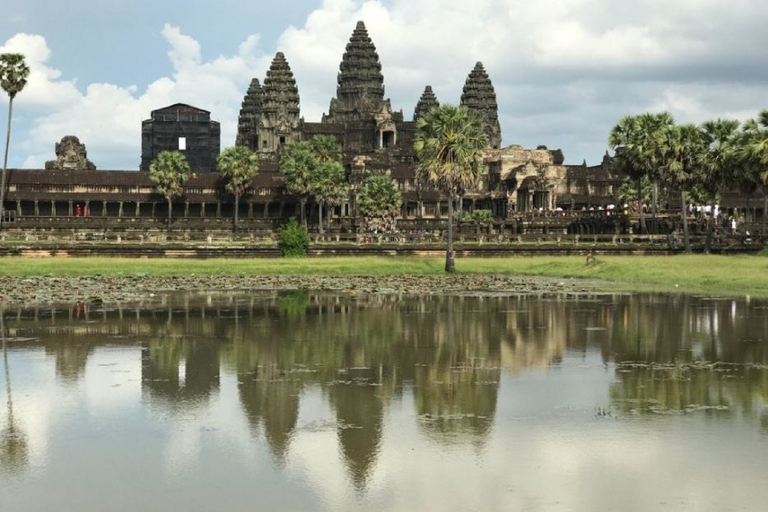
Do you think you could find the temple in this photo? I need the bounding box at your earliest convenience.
[1,20,764,236]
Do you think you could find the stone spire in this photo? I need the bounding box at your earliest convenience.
[236,78,262,150]
[324,21,387,123]
[413,85,439,122]
[258,52,301,153]
[261,52,300,121]
[460,62,501,149]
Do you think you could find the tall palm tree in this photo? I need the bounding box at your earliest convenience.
[148,151,191,230]
[415,104,487,273]
[0,54,30,230]
[662,123,706,253]
[280,141,315,228]
[700,119,741,252]
[311,160,348,234]
[609,115,648,233]
[217,146,260,233]
[741,111,768,236]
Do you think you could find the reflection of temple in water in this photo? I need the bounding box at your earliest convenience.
[2,292,768,482]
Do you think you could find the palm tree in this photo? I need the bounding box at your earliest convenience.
[280,141,315,228]
[741,111,768,236]
[699,119,740,252]
[311,160,348,234]
[609,115,648,233]
[661,123,706,253]
[414,104,487,273]
[356,175,403,234]
[148,151,191,230]
[217,146,259,233]
[0,54,30,230]
[309,134,342,163]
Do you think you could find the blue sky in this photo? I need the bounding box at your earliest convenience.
[3,0,768,169]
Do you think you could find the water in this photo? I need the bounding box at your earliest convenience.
[1,292,767,511]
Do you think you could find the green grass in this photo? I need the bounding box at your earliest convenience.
[1,254,766,297]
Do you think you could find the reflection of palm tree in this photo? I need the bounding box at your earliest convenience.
[1,308,29,475]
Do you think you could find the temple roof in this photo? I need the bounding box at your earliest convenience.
[460,62,501,148]
[236,79,263,147]
[261,52,300,117]
[413,85,439,122]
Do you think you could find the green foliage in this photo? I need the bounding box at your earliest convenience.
[357,175,402,233]
[217,146,259,197]
[0,53,30,99]
[471,209,493,222]
[277,218,309,257]
[281,141,315,198]
[149,151,191,201]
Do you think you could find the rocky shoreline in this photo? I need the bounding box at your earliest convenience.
[0,274,611,306]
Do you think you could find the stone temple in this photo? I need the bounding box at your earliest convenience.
[11,20,761,233]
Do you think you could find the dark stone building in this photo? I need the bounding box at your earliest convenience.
[141,103,221,173]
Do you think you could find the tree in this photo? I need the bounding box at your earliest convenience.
[149,151,191,230]
[356,175,403,234]
[280,141,315,228]
[741,111,768,236]
[661,123,706,253]
[414,104,487,273]
[309,134,342,163]
[699,119,741,252]
[0,54,30,229]
[311,160,348,234]
[217,146,260,233]
[609,112,676,234]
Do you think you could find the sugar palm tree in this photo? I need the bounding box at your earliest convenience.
[217,146,259,233]
[149,151,191,230]
[661,123,706,253]
[609,115,648,233]
[415,104,487,273]
[280,141,315,228]
[311,160,348,234]
[741,111,768,236]
[0,54,30,229]
[699,119,741,252]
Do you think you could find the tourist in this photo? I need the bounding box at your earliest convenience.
[76,204,82,217]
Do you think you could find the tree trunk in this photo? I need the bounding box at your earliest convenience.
[637,179,646,234]
[300,198,307,228]
[681,188,691,253]
[0,97,14,230]
[233,194,239,234]
[705,199,715,254]
[652,180,658,219]
[445,196,455,273]
[167,197,172,230]
[318,203,324,234]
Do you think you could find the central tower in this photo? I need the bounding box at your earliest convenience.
[323,21,390,124]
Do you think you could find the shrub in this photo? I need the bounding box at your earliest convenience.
[472,209,493,222]
[277,218,309,257]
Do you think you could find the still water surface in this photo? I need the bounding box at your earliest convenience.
[1,292,767,511]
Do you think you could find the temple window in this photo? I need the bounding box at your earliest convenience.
[381,130,395,148]
[279,136,286,145]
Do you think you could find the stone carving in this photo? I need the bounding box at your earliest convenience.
[413,85,439,122]
[460,62,502,149]
[235,78,262,150]
[45,136,96,170]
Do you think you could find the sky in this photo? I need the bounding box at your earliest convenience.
[2,0,768,170]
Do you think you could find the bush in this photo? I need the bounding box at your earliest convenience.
[277,218,309,257]
[472,209,493,222]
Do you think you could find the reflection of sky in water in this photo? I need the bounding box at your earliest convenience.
[1,293,767,512]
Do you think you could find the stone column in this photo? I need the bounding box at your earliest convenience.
[52,201,57,217]
[68,200,73,216]
[16,201,21,216]
[184,201,189,218]
[435,201,441,219]
[85,201,90,217]
[263,202,269,218]
[216,201,222,218]
[200,202,205,218]
[135,202,141,217]
[34,200,39,217]
[528,191,534,212]
[418,200,424,219]
[118,202,124,218]
[151,202,156,218]
[102,202,106,216]
[247,202,253,219]
[279,202,284,218]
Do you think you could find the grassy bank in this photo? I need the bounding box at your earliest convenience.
[0,254,766,297]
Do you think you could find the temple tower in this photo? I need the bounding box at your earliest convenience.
[324,21,390,124]
[460,62,502,149]
[235,78,263,150]
[413,85,440,122]
[257,52,301,155]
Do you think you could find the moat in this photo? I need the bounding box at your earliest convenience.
[2,292,767,511]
